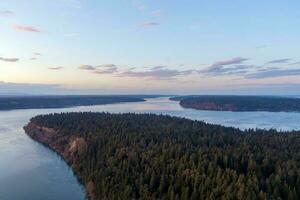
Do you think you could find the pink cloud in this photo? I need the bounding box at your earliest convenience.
[12,25,41,33]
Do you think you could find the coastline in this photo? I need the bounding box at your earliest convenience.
[24,122,93,200]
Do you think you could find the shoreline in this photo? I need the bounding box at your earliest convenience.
[24,122,93,200]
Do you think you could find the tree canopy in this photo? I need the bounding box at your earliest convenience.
[171,95,300,112]
[25,112,300,200]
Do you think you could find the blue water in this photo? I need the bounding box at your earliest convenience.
[0,97,300,200]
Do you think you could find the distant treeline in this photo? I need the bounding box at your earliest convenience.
[171,95,300,112]
[25,112,300,200]
[0,95,156,110]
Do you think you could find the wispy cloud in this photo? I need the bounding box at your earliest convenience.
[78,64,118,74]
[267,58,292,64]
[119,67,194,80]
[78,65,96,70]
[48,66,64,70]
[30,57,37,60]
[211,57,248,66]
[256,67,280,72]
[288,61,300,66]
[201,57,249,76]
[93,64,118,74]
[97,64,116,68]
[0,57,19,62]
[198,56,300,79]
[79,63,194,80]
[34,52,42,56]
[151,66,165,70]
[12,25,41,33]
[77,57,300,81]
[139,21,160,28]
[245,68,300,79]
[0,10,14,17]
[201,65,251,76]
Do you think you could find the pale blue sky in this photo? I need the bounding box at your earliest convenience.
[0,0,300,94]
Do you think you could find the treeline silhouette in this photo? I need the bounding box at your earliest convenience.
[0,95,149,110]
[26,112,300,200]
[171,95,300,112]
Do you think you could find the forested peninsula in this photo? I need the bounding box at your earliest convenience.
[0,95,151,110]
[24,112,300,200]
[171,95,300,112]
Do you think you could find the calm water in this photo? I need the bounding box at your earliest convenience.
[1,97,300,200]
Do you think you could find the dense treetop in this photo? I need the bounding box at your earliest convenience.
[25,112,300,200]
[171,95,300,112]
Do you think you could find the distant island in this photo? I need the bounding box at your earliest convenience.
[0,95,156,111]
[24,113,300,200]
[171,95,300,112]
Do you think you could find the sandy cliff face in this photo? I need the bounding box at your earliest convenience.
[24,122,65,154]
[24,122,94,200]
[24,122,87,159]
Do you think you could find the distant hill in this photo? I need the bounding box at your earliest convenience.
[25,112,300,200]
[171,95,300,112]
[0,95,149,111]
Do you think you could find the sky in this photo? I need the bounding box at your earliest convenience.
[1,0,300,95]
